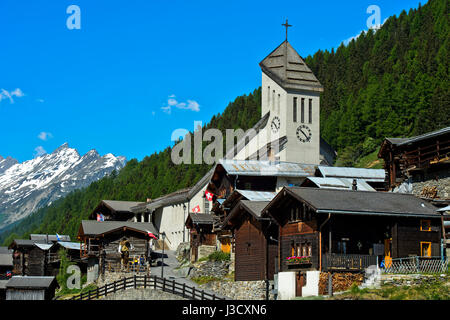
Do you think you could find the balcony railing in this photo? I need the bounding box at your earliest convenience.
[322,253,378,271]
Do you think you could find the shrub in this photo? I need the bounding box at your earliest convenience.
[207,251,230,262]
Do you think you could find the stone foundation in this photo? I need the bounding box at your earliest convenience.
[199,280,275,300]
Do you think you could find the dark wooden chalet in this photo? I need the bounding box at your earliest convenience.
[77,220,159,270]
[185,213,216,261]
[88,200,146,221]
[379,126,450,193]
[5,276,58,300]
[223,200,278,281]
[8,240,58,277]
[263,187,443,273]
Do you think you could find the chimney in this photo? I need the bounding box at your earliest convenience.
[352,179,357,191]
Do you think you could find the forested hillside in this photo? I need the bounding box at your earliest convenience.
[1,0,448,244]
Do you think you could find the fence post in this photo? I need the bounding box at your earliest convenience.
[201,290,205,300]
[123,277,126,291]
[416,256,420,273]
[182,283,186,298]
[212,294,216,300]
[163,278,166,292]
[105,283,108,297]
[144,275,147,289]
[193,287,196,300]
[96,286,99,299]
[172,279,175,293]
[134,274,137,289]
[154,276,157,289]
[114,280,117,293]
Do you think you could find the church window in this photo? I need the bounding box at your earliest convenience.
[309,99,313,123]
[272,90,275,111]
[293,97,297,122]
[301,98,305,123]
[278,94,280,114]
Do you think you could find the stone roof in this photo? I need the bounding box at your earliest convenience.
[6,276,57,289]
[259,40,323,92]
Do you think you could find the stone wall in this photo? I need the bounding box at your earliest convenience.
[100,288,187,300]
[411,169,450,199]
[199,280,275,300]
[190,260,231,279]
[380,273,449,286]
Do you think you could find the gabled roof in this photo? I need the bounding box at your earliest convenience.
[223,200,270,228]
[316,166,385,183]
[302,177,376,192]
[265,187,440,218]
[101,200,145,212]
[6,276,57,289]
[9,239,48,249]
[187,213,215,225]
[30,234,71,242]
[78,220,158,238]
[260,40,323,92]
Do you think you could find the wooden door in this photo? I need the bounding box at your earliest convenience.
[296,273,304,297]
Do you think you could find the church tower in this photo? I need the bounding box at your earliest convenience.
[259,33,323,164]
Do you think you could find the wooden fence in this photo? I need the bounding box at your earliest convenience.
[322,253,378,271]
[59,275,225,301]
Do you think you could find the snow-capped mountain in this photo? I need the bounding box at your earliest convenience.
[0,143,126,230]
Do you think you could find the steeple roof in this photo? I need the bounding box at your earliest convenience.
[259,40,323,92]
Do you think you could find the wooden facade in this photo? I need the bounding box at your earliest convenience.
[264,187,444,273]
[9,242,56,277]
[379,127,450,191]
[186,213,216,261]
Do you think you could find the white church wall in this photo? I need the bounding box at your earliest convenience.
[154,204,187,251]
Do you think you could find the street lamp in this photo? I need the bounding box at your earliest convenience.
[161,232,166,278]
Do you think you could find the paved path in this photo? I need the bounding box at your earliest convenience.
[149,249,230,300]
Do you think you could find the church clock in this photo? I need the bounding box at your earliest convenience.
[296,125,312,143]
[271,116,280,133]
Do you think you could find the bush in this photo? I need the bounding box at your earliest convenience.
[207,251,230,262]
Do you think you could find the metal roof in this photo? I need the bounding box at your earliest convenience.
[437,205,450,212]
[218,159,317,177]
[56,242,82,250]
[80,220,158,237]
[317,166,385,182]
[304,177,376,192]
[30,234,71,242]
[34,243,54,251]
[6,276,57,289]
[234,189,277,201]
[273,187,440,217]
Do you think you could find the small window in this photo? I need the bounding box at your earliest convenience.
[420,220,431,231]
[204,198,209,213]
[420,242,432,257]
[293,97,297,122]
[301,98,305,123]
[308,99,313,124]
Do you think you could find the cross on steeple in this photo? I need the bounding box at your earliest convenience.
[282,19,292,41]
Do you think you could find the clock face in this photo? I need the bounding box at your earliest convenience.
[271,117,280,133]
[296,125,312,143]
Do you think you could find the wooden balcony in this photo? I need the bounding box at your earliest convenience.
[322,253,378,272]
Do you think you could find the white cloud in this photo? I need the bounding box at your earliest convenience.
[161,95,200,114]
[343,18,388,46]
[34,146,47,158]
[0,88,25,104]
[38,132,53,141]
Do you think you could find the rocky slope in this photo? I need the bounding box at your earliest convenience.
[0,143,126,230]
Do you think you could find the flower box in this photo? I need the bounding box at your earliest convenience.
[286,256,312,265]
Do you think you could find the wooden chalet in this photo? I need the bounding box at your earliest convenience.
[9,239,61,277]
[263,187,443,274]
[77,220,159,270]
[88,200,146,221]
[379,126,450,194]
[222,200,278,281]
[5,276,58,300]
[185,213,216,261]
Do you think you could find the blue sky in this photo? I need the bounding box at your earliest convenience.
[0,0,426,162]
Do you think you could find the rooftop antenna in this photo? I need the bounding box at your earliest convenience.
[282,18,292,41]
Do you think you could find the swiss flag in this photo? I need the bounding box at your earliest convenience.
[192,205,201,213]
[205,190,213,201]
